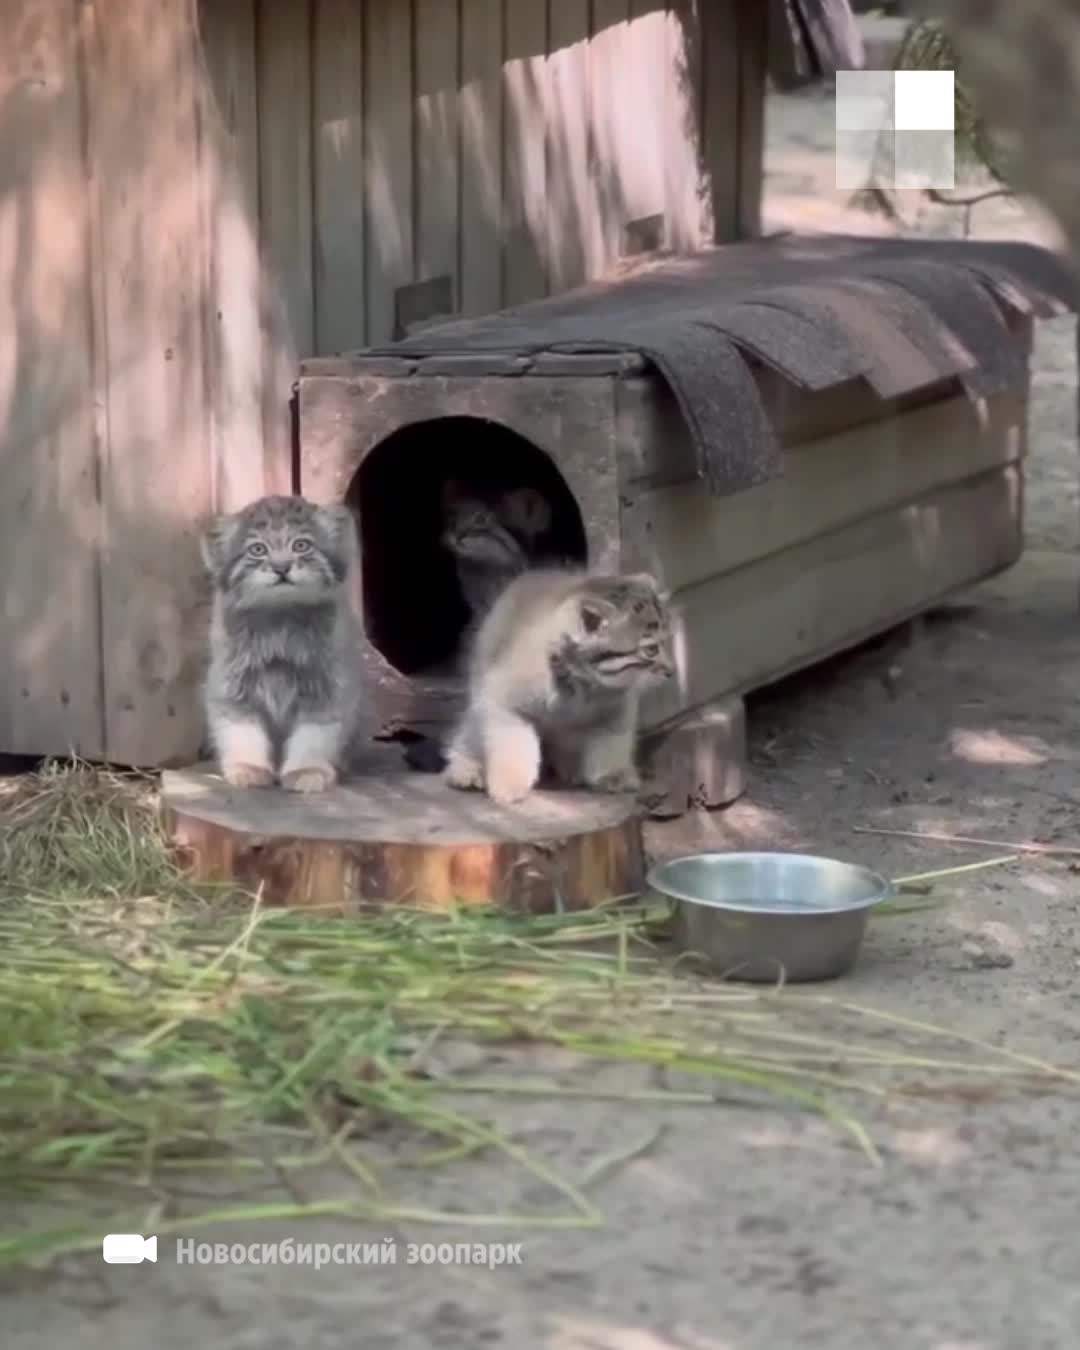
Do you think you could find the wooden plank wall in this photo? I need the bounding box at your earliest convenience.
[0,0,760,765]
[203,0,758,355]
[0,2,105,758]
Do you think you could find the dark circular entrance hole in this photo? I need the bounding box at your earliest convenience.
[347,416,588,676]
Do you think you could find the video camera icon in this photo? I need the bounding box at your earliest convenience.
[102,1233,158,1264]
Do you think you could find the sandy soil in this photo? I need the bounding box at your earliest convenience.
[9,75,1080,1350]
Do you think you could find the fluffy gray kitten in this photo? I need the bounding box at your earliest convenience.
[443,568,675,805]
[200,494,362,793]
[440,482,553,621]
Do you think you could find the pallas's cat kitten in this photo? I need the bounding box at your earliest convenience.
[443,568,675,805]
[200,494,361,793]
[440,481,553,620]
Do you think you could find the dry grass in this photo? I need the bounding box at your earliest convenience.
[0,760,1074,1267]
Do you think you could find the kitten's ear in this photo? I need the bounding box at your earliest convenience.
[580,599,610,634]
[504,487,552,537]
[322,503,359,559]
[623,571,670,606]
[441,478,465,510]
[622,571,661,592]
[199,515,230,573]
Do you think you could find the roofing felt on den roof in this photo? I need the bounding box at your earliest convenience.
[324,233,1078,500]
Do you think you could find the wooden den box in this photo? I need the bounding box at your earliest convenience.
[295,236,1065,808]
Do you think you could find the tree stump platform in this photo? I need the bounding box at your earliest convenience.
[160,764,645,913]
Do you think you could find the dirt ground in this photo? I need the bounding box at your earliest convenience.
[9,77,1080,1350]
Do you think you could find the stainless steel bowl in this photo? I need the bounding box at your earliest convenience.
[647,851,892,983]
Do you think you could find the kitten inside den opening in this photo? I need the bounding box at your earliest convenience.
[347,415,588,677]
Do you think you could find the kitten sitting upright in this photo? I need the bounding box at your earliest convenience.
[443,568,675,805]
[200,494,362,793]
[440,481,554,622]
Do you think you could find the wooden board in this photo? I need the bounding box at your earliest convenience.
[365,0,414,342]
[256,0,314,459]
[734,0,767,238]
[312,0,368,354]
[587,0,631,275]
[200,0,281,510]
[0,2,104,758]
[546,0,590,292]
[623,0,669,245]
[298,371,621,562]
[613,326,1029,490]
[663,0,707,253]
[640,696,747,816]
[162,765,645,912]
[502,0,548,304]
[460,0,504,316]
[620,388,1026,590]
[640,466,1023,728]
[87,0,213,765]
[414,0,460,315]
[700,0,741,242]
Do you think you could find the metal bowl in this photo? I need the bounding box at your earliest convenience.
[647,851,892,983]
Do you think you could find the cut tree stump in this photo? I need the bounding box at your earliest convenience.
[640,697,748,818]
[160,764,645,913]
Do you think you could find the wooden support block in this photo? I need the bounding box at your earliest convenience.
[639,697,747,818]
[161,765,645,914]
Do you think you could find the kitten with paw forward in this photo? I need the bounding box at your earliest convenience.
[443,568,675,806]
[200,494,362,794]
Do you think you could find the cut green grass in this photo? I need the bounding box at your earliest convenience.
[0,761,1072,1268]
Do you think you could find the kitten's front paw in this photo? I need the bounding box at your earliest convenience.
[486,760,537,806]
[281,764,337,793]
[587,767,641,794]
[443,749,484,792]
[223,762,275,789]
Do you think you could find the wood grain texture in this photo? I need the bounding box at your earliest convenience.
[0,1,104,757]
[200,0,280,510]
[256,0,314,462]
[641,696,747,816]
[587,0,631,275]
[699,0,740,241]
[162,765,645,912]
[546,0,590,292]
[623,0,669,243]
[460,0,504,315]
[611,361,1020,491]
[364,0,414,342]
[298,372,620,561]
[734,0,767,238]
[640,466,1024,729]
[256,0,314,357]
[664,0,708,252]
[312,0,367,353]
[87,0,212,765]
[414,0,460,312]
[503,0,548,303]
[621,389,1026,591]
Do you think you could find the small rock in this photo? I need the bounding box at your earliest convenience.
[957,939,1014,971]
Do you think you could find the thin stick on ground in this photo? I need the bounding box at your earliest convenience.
[854,825,1080,857]
[890,856,1019,886]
